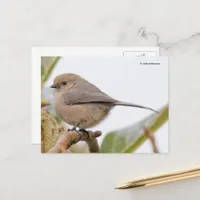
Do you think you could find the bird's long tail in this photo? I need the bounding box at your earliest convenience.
[113,101,158,113]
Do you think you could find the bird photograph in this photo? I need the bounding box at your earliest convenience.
[41,56,168,153]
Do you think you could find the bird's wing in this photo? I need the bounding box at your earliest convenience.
[63,88,117,105]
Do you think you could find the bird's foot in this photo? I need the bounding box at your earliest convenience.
[78,129,90,139]
[68,126,89,135]
[68,127,78,132]
[78,129,89,134]
[68,124,80,132]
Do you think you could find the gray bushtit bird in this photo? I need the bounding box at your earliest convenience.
[51,73,157,131]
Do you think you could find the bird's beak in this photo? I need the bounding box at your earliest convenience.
[50,84,60,89]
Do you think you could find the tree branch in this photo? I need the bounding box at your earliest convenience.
[47,130,102,153]
[143,126,159,153]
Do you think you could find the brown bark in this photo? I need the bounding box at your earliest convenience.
[41,108,101,153]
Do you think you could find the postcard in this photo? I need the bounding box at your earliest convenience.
[37,55,168,153]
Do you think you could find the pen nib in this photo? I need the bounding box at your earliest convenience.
[115,183,145,190]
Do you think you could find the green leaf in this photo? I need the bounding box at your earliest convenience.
[100,104,168,153]
[41,64,45,76]
[41,57,60,87]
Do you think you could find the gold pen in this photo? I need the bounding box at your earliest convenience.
[115,167,200,189]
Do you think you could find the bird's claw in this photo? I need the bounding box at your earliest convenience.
[78,129,89,134]
[68,127,77,132]
[68,126,89,135]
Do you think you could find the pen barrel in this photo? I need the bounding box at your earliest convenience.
[117,168,200,189]
[127,168,200,184]
[138,171,200,188]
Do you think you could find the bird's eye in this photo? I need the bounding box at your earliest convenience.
[61,81,67,86]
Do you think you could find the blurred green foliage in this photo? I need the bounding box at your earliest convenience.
[41,57,60,87]
[101,104,168,153]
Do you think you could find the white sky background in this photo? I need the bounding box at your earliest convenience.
[45,56,168,153]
